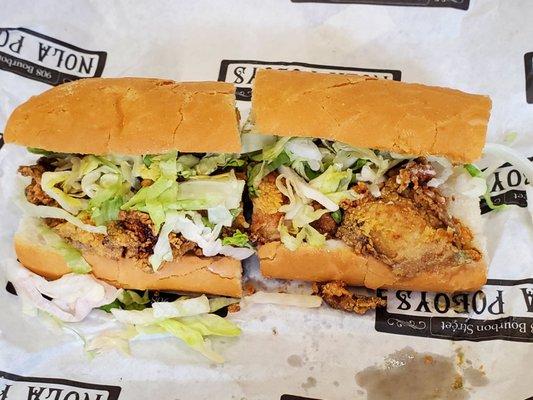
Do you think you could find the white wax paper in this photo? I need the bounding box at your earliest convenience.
[1,1,532,399]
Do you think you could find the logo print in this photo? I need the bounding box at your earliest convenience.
[375,279,533,343]
[525,52,533,104]
[0,371,121,400]
[0,28,106,86]
[290,0,469,10]
[218,60,401,102]
[481,158,531,214]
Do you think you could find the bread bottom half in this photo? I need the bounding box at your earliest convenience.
[14,232,243,297]
[258,241,487,292]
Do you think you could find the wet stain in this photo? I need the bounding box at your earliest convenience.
[287,354,303,367]
[301,377,317,390]
[463,367,489,387]
[355,347,487,400]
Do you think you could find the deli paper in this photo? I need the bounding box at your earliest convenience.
[1,1,532,399]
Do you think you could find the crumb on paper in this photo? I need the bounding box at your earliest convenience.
[243,283,256,296]
[301,377,316,390]
[312,281,386,314]
[452,374,464,389]
[228,303,241,313]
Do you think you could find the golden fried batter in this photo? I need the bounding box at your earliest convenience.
[250,172,285,244]
[18,164,58,207]
[310,201,338,238]
[50,211,197,270]
[313,281,386,314]
[337,160,481,277]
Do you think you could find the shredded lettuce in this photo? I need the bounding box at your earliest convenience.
[117,290,150,310]
[41,171,88,214]
[7,259,118,323]
[247,151,290,195]
[484,143,533,184]
[285,138,323,171]
[106,295,241,363]
[171,172,245,211]
[91,196,123,226]
[240,133,277,153]
[208,205,234,227]
[194,154,244,175]
[152,295,211,319]
[28,147,58,156]
[279,222,325,251]
[262,137,292,163]
[17,198,107,234]
[278,166,338,211]
[150,211,253,271]
[209,297,240,312]
[178,314,241,337]
[426,156,452,188]
[244,291,322,308]
[221,230,251,248]
[309,164,356,203]
[331,209,343,224]
[461,164,505,211]
[465,163,483,177]
[121,155,180,230]
[85,326,138,356]
[37,224,91,274]
[157,319,225,363]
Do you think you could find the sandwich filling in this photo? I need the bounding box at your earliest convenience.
[245,135,487,277]
[18,150,254,273]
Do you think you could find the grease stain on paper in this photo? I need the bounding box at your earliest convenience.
[287,354,303,367]
[355,347,487,400]
[301,377,317,390]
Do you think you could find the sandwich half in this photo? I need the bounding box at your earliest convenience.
[5,77,254,298]
[246,69,492,292]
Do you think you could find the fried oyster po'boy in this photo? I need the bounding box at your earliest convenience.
[246,69,492,294]
[4,78,254,298]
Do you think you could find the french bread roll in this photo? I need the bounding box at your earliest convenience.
[251,69,491,163]
[4,78,241,155]
[258,241,487,292]
[14,219,242,297]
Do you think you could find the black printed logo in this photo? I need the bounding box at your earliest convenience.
[480,158,531,214]
[0,371,121,400]
[0,28,106,86]
[525,52,533,104]
[290,0,469,10]
[218,60,401,102]
[375,279,533,342]
[281,395,322,400]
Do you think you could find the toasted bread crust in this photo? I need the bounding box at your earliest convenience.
[258,241,487,292]
[14,232,243,297]
[4,78,241,155]
[251,69,491,163]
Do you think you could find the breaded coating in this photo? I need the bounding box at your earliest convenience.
[337,159,481,277]
[18,164,58,207]
[250,172,285,244]
[251,174,339,242]
[310,201,338,238]
[50,211,197,270]
[313,281,386,314]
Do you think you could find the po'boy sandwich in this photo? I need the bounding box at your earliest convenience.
[246,69,492,293]
[5,77,254,298]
